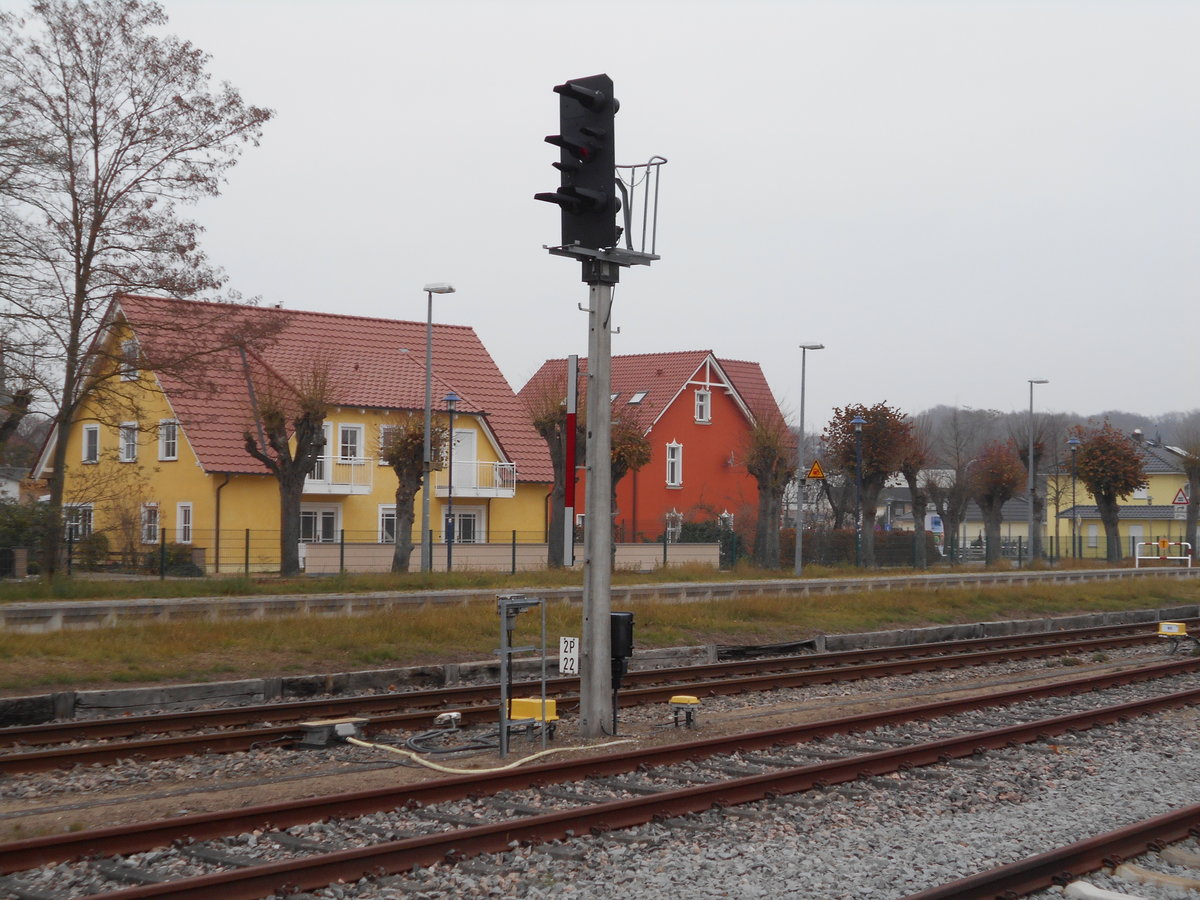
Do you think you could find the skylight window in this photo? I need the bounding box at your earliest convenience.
[630,391,647,404]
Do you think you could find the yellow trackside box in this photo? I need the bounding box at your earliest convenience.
[509,698,558,723]
[1158,622,1187,637]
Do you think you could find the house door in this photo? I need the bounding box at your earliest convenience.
[452,429,476,489]
[1127,524,1144,557]
[447,506,483,543]
[310,423,332,482]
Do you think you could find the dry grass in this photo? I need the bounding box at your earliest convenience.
[2,575,1198,694]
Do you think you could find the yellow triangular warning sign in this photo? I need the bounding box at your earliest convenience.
[806,460,825,480]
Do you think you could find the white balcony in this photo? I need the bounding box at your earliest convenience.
[304,455,374,495]
[433,460,517,499]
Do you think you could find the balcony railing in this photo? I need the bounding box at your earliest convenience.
[304,455,374,495]
[433,460,517,498]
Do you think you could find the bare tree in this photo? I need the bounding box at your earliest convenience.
[926,407,997,561]
[0,0,271,573]
[242,362,332,577]
[524,373,584,568]
[1172,418,1200,560]
[743,409,795,569]
[899,415,932,569]
[377,413,448,573]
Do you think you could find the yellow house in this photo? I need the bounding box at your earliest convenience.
[1049,434,1193,561]
[36,294,552,572]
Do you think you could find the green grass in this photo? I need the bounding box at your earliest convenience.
[0,572,1197,694]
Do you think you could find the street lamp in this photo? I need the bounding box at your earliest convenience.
[421,282,455,573]
[1026,378,1048,566]
[444,391,459,571]
[851,415,866,567]
[1067,436,1081,558]
[794,343,824,577]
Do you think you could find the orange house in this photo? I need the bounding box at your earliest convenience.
[520,351,791,543]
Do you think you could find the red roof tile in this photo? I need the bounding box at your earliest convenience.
[115,294,552,481]
[519,350,790,442]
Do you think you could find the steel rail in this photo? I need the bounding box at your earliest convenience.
[0,631,1167,775]
[66,680,1200,899]
[901,803,1200,899]
[3,655,1198,876]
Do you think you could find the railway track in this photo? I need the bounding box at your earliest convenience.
[905,804,1200,899]
[1,657,1198,899]
[0,620,1178,775]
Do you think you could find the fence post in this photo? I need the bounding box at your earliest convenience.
[662,529,668,567]
[511,530,517,575]
[339,528,345,574]
[66,530,74,576]
[244,528,250,576]
[160,528,167,580]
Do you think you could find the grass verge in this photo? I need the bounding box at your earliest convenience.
[1,576,1197,694]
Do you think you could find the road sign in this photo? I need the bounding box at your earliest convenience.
[806,460,825,480]
[1173,488,1189,505]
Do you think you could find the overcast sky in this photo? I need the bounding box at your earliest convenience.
[30,0,1200,432]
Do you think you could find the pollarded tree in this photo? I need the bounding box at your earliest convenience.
[743,409,796,568]
[1173,419,1200,560]
[378,413,448,573]
[611,414,651,520]
[0,0,272,572]
[926,407,998,562]
[824,403,911,567]
[524,373,585,568]
[898,416,932,569]
[242,362,332,577]
[1072,422,1146,562]
[968,440,1025,565]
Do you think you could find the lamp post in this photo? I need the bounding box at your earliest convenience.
[1026,378,1048,566]
[1067,436,1081,558]
[851,415,866,567]
[794,343,825,577]
[421,283,455,573]
[444,391,459,571]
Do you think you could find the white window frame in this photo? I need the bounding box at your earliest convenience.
[666,441,683,487]
[1087,524,1099,549]
[176,502,192,544]
[694,389,711,424]
[158,420,179,461]
[65,504,94,541]
[121,338,140,381]
[141,503,159,544]
[82,424,100,464]
[338,424,364,463]
[119,422,138,462]
[446,505,485,543]
[300,503,340,543]
[379,504,396,543]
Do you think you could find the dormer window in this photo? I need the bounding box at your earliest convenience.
[695,389,711,423]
